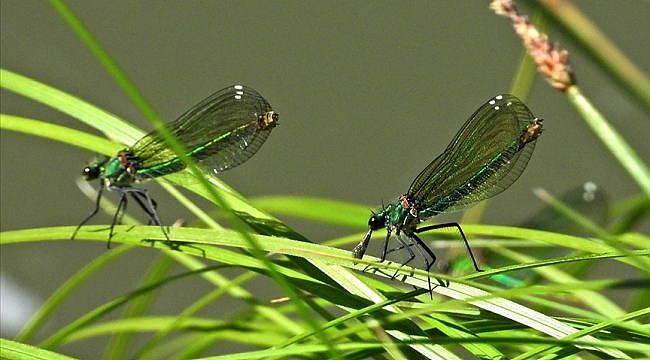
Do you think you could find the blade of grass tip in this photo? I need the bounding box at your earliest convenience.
[103,253,176,360]
[13,245,134,343]
[566,87,650,198]
[200,193,340,300]
[0,69,142,143]
[184,179,310,242]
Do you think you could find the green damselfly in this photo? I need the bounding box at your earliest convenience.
[353,94,543,285]
[73,85,278,247]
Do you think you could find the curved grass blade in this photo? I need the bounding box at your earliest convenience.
[0,68,141,143]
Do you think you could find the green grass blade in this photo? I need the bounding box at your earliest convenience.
[251,196,371,228]
[13,245,133,344]
[35,264,229,349]
[0,115,123,155]
[132,271,259,359]
[102,254,176,360]
[47,0,161,128]
[567,86,650,198]
[423,314,505,360]
[493,247,628,318]
[0,338,79,360]
[516,306,650,359]
[0,69,141,144]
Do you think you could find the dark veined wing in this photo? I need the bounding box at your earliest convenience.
[131,85,277,179]
[408,94,540,215]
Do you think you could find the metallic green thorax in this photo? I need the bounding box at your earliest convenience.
[83,153,135,188]
[376,195,421,235]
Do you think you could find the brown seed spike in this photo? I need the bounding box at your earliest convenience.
[491,0,575,92]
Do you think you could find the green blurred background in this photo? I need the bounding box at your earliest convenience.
[1,1,648,357]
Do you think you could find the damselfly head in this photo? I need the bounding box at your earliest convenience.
[368,214,382,230]
[82,166,97,181]
[82,156,109,181]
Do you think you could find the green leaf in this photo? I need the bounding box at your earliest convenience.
[0,338,79,360]
[0,68,142,144]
